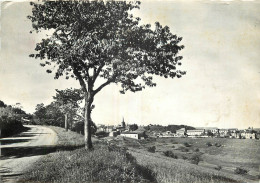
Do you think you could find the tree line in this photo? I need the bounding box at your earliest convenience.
[33,88,96,134]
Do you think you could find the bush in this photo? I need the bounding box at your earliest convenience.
[190,154,201,165]
[206,142,212,147]
[215,165,222,171]
[172,145,175,148]
[147,146,156,153]
[95,131,109,138]
[183,142,191,147]
[234,167,248,175]
[0,116,25,137]
[163,151,178,159]
[194,148,200,152]
[182,155,188,160]
[215,143,221,147]
[178,146,189,152]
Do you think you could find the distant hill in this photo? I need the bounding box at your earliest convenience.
[144,124,195,133]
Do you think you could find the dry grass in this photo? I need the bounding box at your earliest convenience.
[129,148,246,183]
[107,137,258,182]
[20,145,154,183]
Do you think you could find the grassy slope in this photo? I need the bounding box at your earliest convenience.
[154,137,260,179]
[129,148,246,183]
[108,136,256,183]
[20,126,154,183]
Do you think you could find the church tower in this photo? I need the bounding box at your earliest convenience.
[122,117,126,128]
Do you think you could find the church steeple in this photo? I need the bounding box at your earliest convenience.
[122,117,126,128]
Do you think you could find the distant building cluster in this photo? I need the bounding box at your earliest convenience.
[96,118,146,140]
[157,127,260,139]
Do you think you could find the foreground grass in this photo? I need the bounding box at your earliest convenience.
[20,145,154,183]
[19,127,154,182]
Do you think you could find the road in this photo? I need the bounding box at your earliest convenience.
[0,125,58,183]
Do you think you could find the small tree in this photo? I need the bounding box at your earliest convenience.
[28,1,185,149]
[129,124,138,131]
[53,88,83,131]
[207,130,214,137]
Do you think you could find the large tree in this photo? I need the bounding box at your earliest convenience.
[28,1,185,149]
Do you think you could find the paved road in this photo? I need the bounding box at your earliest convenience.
[0,125,58,183]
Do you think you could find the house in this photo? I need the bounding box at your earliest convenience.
[230,131,240,138]
[203,127,219,134]
[109,131,120,137]
[219,129,229,137]
[228,128,238,133]
[176,128,186,137]
[187,129,205,136]
[164,131,172,135]
[241,130,256,139]
[105,125,115,132]
[160,131,174,137]
[120,130,146,140]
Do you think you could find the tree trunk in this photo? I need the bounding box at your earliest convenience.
[65,113,68,131]
[84,93,93,149]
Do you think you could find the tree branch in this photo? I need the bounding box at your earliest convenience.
[73,65,88,93]
[92,63,105,84]
[93,76,115,96]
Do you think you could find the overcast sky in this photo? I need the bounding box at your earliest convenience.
[0,1,259,129]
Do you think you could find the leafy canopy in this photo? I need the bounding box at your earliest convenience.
[28,0,185,95]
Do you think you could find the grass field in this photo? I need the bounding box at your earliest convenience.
[20,126,260,183]
[107,136,260,182]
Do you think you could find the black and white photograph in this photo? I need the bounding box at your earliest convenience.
[0,0,260,182]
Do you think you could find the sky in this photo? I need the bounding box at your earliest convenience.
[0,0,260,129]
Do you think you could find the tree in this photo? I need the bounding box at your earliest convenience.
[0,100,7,108]
[28,1,185,149]
[53,88,83,131]
[129,124,138,131]
[34,103,46,123]
[207,130,214,137]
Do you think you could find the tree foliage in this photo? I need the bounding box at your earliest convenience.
[28,0,185,149]
[53,88,83,131]
[0,100,7,108]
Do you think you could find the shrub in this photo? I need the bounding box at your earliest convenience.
[182,155,188,160]
[206,142,212,147]
[234,167,248,175]
[215,165,222,171]
[95,131,109,138]
[183,142,191,147]
[0,116,26,137]
[190,154,201,165]
[194,148,200,152]
[147,146,156,153]
[178,146,189,152]
[215,143,221,147]
[163,151,178,159]
[172,145,175,148]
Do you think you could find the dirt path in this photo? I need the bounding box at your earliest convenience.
[0,125,58,183]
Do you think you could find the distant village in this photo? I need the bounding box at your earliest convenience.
[97,118,260,140]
